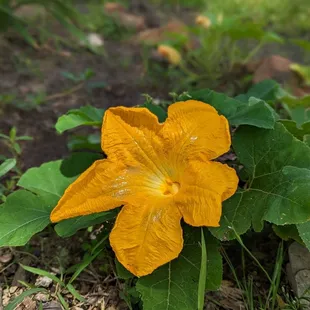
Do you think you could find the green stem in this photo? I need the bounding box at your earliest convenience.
[227,218,273,284]
[243,41,264,64]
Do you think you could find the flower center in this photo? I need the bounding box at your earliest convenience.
[162,179,180,196]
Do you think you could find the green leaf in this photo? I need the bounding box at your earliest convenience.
[210,192,251,240]
[9,127,16,141]
[280,120,310,140]
[66,283,86,302]
[235,80,281,102]
[263,166,310,225]
[67,133,101,152]
[4,288,46,310]
[290,63,310,86]
[297,222,310,251]
[55,105,105,133]
[0,190,55,246]
[15,135,33,141]
[273,224,303,244]
[115,258,134,280]
[304,135,310,147]
[223,21,265,41]
[21,264,63,285]
[18,152,101,200]
[204,230,222,291]
[291,39,310,52]
[212,122,310,239]
[57,292,70,310]
[187,89,276,128]
[0,158,16,178]
[142,101,167,122]
[281,94,310,108]
[262,32,284,44]
[0,133,9,140]
[136,227,222,310]
[55,210,117,237]
[198,228,206,310]
[13,142,21,155]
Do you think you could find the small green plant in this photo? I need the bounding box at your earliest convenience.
[0,127,32,201]
[78,2,135,41]
[5,230,109,308]
[0,0,87,48]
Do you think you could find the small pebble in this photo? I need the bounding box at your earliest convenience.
[35,292,49,302]
[0,253,13,263]
[35,275,53,288]
[9,286,18,294]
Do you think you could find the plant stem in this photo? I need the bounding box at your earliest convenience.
[45,83,84,102]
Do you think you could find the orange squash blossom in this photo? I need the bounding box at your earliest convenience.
[157,45,182,65]
[50,100,238,277]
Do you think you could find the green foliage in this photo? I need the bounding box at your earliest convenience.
[206,0,310,35]
[281,120,310,141]
[0,152,101,247]
[142,95,168,122]
[273,224,303,244]
[54,210,117,238]
[0,0,86,48]
[3,80,310,309]
[0,190,55,246]
[169,13,285,90]
[67,133,101,152]
[55,105,105,133]
[136,227,222,310]
[211,122,310,240]
[235,79,282,103]
[0,158,16,178]
[184,89,276,128]
[4,288,46,310]
[198,228,207,310]
[61,69,95,83]
[297,222,310,251]
[115,258,134,280]
[79,2,135,41]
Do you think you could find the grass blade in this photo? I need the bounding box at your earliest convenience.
[4,288,45,310]
[66,283,85,302]
[57,292,69,310]
[21,264,63,286]
[198,227,207,310]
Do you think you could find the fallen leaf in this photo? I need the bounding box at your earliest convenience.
[43,301,63,310]
[253,55,293,84]
[135,19,189,45]
[35,275,53,288]
[206,280,245,310]
[104,3,146,30]
[103,2,126,13]
[16,296,36,310]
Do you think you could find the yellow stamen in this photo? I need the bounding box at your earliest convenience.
[163,180,180,196]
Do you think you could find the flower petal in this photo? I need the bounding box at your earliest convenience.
[110,201,183,277]
[50,159,124,222]
[101,107,166,169]
[176,160,238,227]
[161,100,231,161]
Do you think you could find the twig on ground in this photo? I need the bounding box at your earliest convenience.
[45,83,84,102]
